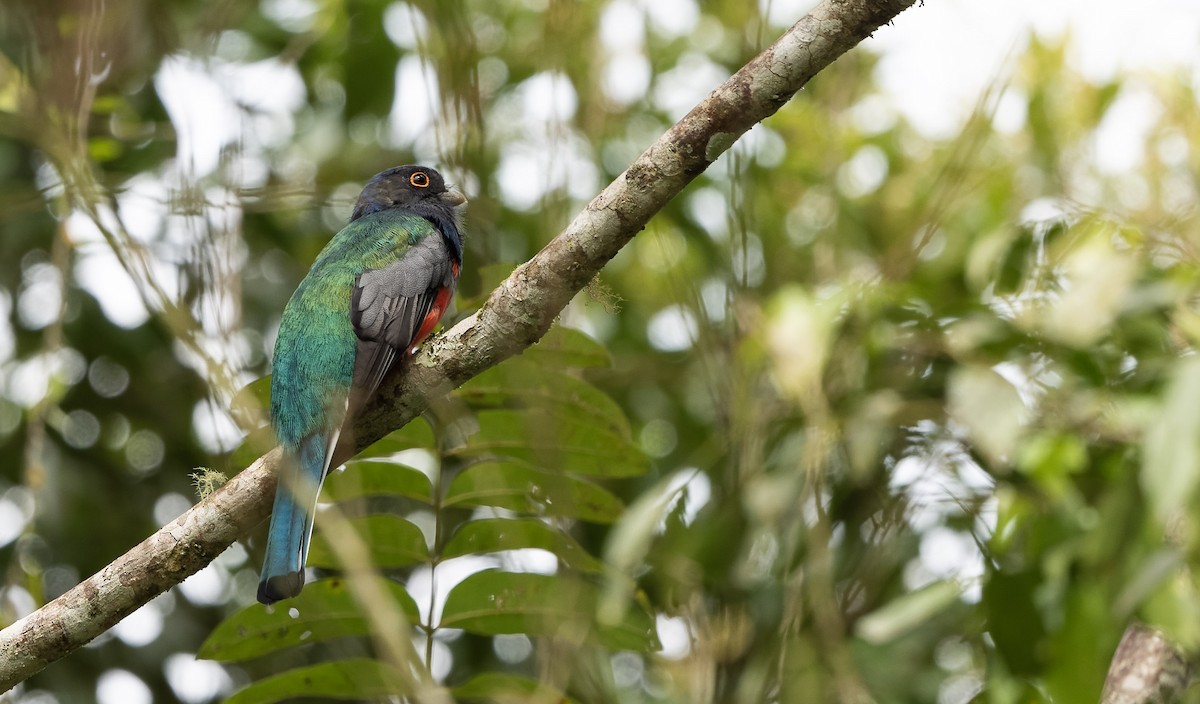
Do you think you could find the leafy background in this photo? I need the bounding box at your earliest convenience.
[2,0,1200,702]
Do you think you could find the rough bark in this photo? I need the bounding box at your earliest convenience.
[0,0,919,691]
[1101,623,1191,704]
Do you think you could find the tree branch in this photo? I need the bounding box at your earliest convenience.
[1101,622,1191,704]
[0,0,918,690]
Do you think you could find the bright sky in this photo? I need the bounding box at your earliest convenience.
[870,0,1200,138]
[11,1,1200,700]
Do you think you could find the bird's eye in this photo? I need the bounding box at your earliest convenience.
[409,172,430,188]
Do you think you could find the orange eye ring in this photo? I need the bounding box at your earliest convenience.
[409,172,430,188]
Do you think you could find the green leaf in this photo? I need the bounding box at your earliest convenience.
[308,515,429,569]
[342,4,399,119]
[456,359,631,439]
[223,658,406,704]
[522,325,611,368]
[87,136,123,162]
[1114,548,1182,618]
[1142,356,1200,525]
[453,672,578,703]
[440,570,658,652]
[855,580,964,644]
[1016,432,1087,497]
[230,376,272,431]
[600,473,685,625]
[1043,587,1115,704]
[453,409,648,478]
[444,460,624,523]
[1036,219,1140,347]
[355,419,435,459]
[229,426,277,469]
[946,365,1026,466]
[198,578,418,662]
[1142,566,1200,650]
[322,461,433,503]
[983,569,1046,676]
[442,518,603,572]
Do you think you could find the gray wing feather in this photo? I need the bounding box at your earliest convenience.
[348,235,456,413]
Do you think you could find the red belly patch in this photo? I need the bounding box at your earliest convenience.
[410,285,454,352]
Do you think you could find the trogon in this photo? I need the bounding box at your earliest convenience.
[258,165,466,604]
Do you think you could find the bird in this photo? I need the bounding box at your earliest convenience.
[257,165,466,605]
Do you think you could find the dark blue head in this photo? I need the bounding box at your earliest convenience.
[350,164,467,260]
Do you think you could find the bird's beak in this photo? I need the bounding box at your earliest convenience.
[440,188,467,207]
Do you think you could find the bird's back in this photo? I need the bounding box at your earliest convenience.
[269,210,437,448]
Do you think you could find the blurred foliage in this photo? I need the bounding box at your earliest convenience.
[1,0,1200,703]
[204,327,657,701]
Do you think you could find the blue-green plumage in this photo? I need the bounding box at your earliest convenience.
[258,166,465,604]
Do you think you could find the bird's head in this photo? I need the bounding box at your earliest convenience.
[350,165,467,221]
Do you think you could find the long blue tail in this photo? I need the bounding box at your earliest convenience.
[258,433,332,604]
